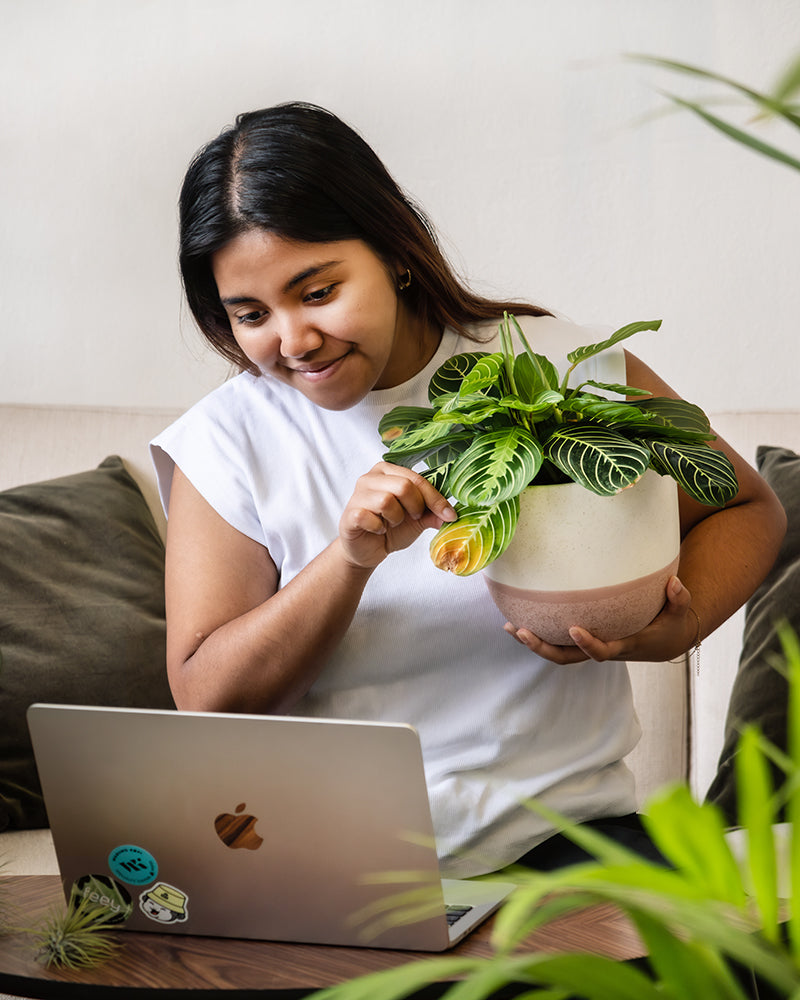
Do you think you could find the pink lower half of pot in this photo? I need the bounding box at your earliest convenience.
[485,556,681,646]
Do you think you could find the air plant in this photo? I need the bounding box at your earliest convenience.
[30,887,122,969]
[379,314,738,576]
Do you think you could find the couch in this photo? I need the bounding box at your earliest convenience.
[1,403,798,878]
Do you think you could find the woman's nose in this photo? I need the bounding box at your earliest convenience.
[277,314,324,359]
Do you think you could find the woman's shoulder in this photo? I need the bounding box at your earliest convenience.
[159,370,310,439]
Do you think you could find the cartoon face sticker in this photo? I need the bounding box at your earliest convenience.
[139,882,189,924]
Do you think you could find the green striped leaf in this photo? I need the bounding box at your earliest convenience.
[429,498,520,576]
[513,350,560,399]
[432,395,507,426]
[497,390,562,419]
[458,352,506,398]
[544,425,651,495]
[377,406,436,444]
[581,379,653,396]
[633,397,713,436]
[428,353,493,403]
[561,393,657,426]
[448,428,543,506]
[382,422,472,467]
[565,320,663,370]
[648,441,739,506]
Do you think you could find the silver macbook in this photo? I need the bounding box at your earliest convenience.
[27,704,514,951]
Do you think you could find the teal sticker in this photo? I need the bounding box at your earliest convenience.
[108,844,158,886]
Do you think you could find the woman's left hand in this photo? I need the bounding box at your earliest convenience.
[504,575,697,665]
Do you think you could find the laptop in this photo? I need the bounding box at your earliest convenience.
[27,704,515,951]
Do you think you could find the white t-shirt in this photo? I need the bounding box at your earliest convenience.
[151,314,641,877]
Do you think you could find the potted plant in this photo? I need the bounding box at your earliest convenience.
[310,626,800,1000]
[379,313,738,643]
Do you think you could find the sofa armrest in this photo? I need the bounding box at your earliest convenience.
[0,829,58,876]
[626,657,689,807]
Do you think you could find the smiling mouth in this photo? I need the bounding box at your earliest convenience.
[289,349,353,379]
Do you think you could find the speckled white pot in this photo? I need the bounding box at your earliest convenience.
[483,469,680,645]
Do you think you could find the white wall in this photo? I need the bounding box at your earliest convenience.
[2,0,799,415]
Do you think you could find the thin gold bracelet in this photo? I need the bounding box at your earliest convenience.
[687,606,702,676]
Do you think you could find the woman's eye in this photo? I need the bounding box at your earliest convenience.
[305,284,335,303]
[235,310,265,326]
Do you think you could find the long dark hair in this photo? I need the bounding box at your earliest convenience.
[179,102,550,374]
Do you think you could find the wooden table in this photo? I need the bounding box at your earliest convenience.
[0,876,646,998]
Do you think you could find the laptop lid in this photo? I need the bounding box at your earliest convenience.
[27,704,513,951]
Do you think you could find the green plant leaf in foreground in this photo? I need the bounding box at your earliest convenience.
[630,54,800,128]
[772,51,800,106]
[630,51,800,171]
[664,92,800,174]
[641,784,747,905]
[737,725,780,944]
[631,910,752,1000]
[312,955,486,1000]
[780,621,800,964]
[312,949,664,1000]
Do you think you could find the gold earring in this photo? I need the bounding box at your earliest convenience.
[397,268,412,291]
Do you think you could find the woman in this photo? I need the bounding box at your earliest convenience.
[151,102,785,876]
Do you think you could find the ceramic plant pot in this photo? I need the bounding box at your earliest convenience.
[483,469,681,645]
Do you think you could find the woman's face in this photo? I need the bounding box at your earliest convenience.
[211,230,440,410]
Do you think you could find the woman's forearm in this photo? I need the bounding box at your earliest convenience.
[675,491,786,643]
[168,537,374,713]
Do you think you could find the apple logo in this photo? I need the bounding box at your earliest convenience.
[214,802,264,850]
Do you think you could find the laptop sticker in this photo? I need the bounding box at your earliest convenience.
[139,882,189,924]
[213,802,264,850]
[71,874,133,924]
[108,844,158,886]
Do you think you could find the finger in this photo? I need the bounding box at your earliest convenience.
[341,507,387,537]
[665,575,692,611]
[351,473,426,526]
[504,623,590,665]
[380,463,457,523]
[567,626,621,662]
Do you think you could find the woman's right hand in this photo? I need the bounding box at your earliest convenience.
[165,462,456,714]
[338,461,457,569]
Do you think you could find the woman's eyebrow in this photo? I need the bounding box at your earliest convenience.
[220,261,343,307]
[283,260,342,292]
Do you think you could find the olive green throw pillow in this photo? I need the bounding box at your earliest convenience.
[0,456,173,831]
[706,445,800,824]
